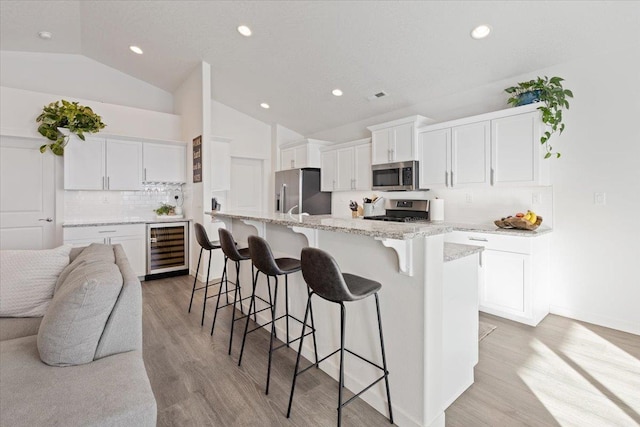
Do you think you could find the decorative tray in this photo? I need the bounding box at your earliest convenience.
[494,216,543,231]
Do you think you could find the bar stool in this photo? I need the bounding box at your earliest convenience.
[210,227,253,355]
[189,223,222,326]
[287,247,393,426]
[238,235,319,395]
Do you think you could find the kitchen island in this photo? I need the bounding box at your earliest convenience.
[206,211,477,427]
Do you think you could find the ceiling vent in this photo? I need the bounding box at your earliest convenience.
[368,91,388,101]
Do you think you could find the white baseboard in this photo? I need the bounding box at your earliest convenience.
[550,305,640,336]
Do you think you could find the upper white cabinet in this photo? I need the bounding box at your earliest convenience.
[451,121,491,187]
[143,142,186,183]
[279,139,332,170]
[492,111,548,186]
[210,136,231,191]
[368,116,431,165]
[320,139,372,192]
[64,137,142,190]
[417,103,549,189]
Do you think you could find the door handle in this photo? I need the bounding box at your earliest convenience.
[38,217,53,222]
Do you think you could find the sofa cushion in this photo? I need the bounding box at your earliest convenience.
[37,262,123,366]
[0,317,42,341]
[0,245,71,317]
[54,243,115,293]
[0,335,157,427]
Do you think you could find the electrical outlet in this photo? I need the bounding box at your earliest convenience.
[594,192,606,205]
[532,192,542,204]
[465,193,473,204]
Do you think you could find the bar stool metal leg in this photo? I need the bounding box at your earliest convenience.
[201,251,213,326]
[308,287,319,366]
[266,275,279,395]
[188,247,204,312]
[286,292,312,418]
[376,293,394,424]
[238,269,259,367]
[285,274,290,348]
[338,302,346,427]
[211,257,228,333]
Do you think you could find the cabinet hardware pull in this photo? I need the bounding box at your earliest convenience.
[490,168,495,185]
[291,159,294,168]
[102,176,105,190]
[144,168,147,181]
[107,176,110,189]
[445,171,449,187]
[468,237,488,242]
[99,230,117,233]
[451,171,454,187]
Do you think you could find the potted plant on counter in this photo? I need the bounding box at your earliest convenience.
[505,76,573,159]
[36,99,106,155]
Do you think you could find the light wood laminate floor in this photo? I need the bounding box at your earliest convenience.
[142,276,640,426]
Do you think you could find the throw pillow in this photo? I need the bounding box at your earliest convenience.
[54,244,115,293]
[37,261,123,366]
[0,245,72,317]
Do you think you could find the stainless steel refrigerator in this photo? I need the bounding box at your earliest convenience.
[275,168,331,215]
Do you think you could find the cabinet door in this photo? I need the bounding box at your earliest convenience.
[451,121,490,187]
[491,112,540,186]
[294,146,308,168]
[64,137,105,190]
[418,129,450,189]
[482,250,531,318]
[392,122,415,162]
[281,148,295,170]
[64,237,107,247]
[210,139,231,191]
[354,144,372,190]
[336,147,354,190]
[110,234,146,277]
[320,150,337,191]
[371,129,391,165]
[106,140,143,190]
[143,143,186,183]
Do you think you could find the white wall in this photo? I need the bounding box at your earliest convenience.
[211,100,271,159]
[314,47,640,335]
[0,51,173,113]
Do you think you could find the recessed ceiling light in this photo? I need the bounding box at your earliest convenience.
[260,103,270,109]
[129,45,143,54]
[38,31,52,40]
[237,25,252,37]
[471,25,491,39]
[332,89,343,97]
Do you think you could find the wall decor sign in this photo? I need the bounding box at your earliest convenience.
[193,135,202,183]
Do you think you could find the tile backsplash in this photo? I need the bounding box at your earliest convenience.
[64,189,179,221]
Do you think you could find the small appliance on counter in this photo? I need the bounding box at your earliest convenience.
[363,199,430,222]
[275,168,331,215]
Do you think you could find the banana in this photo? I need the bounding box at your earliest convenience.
[526,210,537,224]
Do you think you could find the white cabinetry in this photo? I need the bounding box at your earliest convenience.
[368,116,431,165]
[143,142,186,183]
[417,104,549,189]
[444,231,550,326]
[320,139,371,192]
[64,137,142,191]
[63,224,147,277]
[279,139,332,171]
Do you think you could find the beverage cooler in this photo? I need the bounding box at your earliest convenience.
[146,221,189,280]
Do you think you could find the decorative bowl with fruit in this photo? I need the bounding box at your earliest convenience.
[495,210,542,230]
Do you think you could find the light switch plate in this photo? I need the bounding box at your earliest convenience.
[594,192,606,205]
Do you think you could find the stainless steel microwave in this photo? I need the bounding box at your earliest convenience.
[372,160,420,191]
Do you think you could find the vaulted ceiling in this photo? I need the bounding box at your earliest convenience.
[1,1,639,136]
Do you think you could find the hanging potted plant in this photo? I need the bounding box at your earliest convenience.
[505,76,573,159]
[36,99,106,156]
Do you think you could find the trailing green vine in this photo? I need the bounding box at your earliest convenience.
[505,76,573,159]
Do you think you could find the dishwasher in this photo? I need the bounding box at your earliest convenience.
[146,221,189,280]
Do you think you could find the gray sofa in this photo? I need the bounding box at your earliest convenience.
[0,244,157,426]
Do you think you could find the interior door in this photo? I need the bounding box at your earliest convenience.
[1,136,56,249]
[229,157,264,212]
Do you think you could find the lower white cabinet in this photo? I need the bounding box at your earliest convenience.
[63,224,147,277]
[445,231,550,326]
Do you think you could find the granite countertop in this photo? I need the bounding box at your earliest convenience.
[444,221,553,237]
[444,242,484,262]
[206,211,453,240]
[63,217,191,227]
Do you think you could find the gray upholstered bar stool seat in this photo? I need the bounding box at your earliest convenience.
[209,227,254,355]
[287,247,393,426]
[189,223,222,326]
[237,235,318,395]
